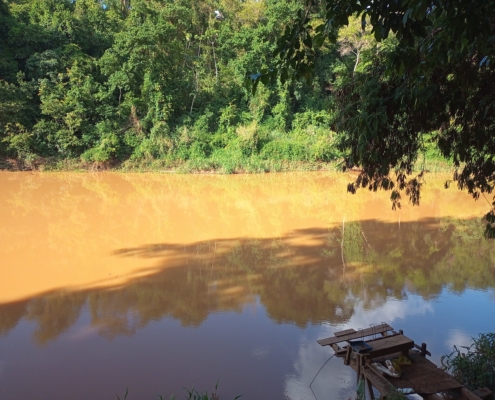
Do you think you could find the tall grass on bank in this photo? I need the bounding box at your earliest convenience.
[441,333,495,392]
[116,383,241,400]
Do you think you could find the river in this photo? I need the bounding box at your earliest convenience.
[0,171,494,400]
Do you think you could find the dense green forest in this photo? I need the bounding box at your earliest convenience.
[0,0,357,171]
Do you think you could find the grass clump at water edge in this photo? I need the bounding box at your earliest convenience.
[116,382,241,400]
[441,332,495,392]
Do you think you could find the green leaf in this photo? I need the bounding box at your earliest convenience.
[251,78,259,95]
[403,8,412,26]
[361,13,367,30]
[315,24,325,33]
[303,35,312,48]
[260,73,270,85]
[280,67,288,85]
[313,33,324,48]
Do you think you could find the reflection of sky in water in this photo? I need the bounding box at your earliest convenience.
[286,288,495,400]
[0,289,494,400]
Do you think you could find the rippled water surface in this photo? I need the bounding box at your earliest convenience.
[0,171,494,400]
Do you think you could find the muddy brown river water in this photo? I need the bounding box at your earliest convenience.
[0,171,494,400]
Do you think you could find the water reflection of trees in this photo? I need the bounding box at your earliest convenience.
[1,218,494,344]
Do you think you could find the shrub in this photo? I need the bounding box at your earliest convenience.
[441,332,495,392]
[235,121,258,156]
[291,110,332,132]
[259,139,307,161]
[3,123,34,160]
[81,128,119,162]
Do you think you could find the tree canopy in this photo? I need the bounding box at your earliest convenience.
[0,0,340,172]
[268,0,495,237]
[1,0,495,235]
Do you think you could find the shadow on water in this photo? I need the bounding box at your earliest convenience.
[1,217,494,345]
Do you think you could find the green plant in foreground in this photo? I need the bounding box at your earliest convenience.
[116,388,129,400]
[179,383,241,400]
[116,382,242,400]
[441,333,495,392]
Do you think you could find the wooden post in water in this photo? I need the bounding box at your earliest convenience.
[344,345,352,366]
[366,377,375,400]
[421,342,427,357]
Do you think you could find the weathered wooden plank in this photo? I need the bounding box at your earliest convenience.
[460,387,484,400]
[364,335,414,359]
[331,343,348,357]
[421,394,445,400]
[366,377,376,400]
[318,323,393,346]
[335,328,356,337]
[422,388,483,400]
[413,377,463,394]
[472,387,494,400]
[361,365,397,397]
[344,345,352,365]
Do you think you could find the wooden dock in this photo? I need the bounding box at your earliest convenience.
[318,324,487,400]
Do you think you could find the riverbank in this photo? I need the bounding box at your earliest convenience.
[0,154,454,174]
[0,155,340,173]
